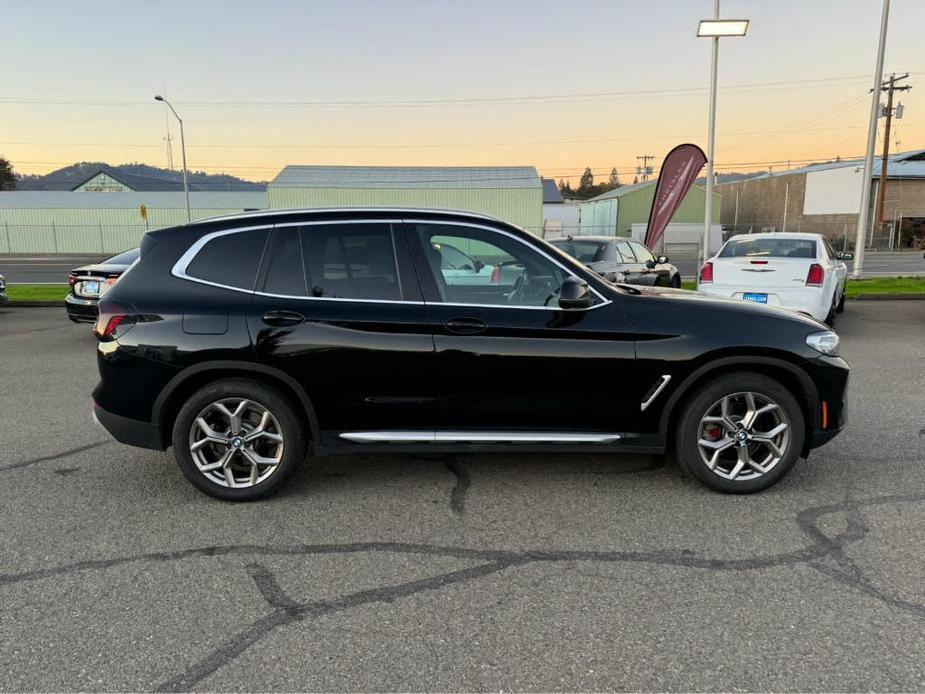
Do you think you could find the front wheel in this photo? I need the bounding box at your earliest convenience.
[172,379,307,501]
[675,372,805,493]
[671,274,682,288]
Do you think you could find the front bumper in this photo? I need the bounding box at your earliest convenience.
[802,354,849,453]
[93,401,166,450]
[66,293,99,323]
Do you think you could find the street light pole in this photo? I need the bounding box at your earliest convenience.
[696,7,748,268]
[154,95,191,223]
[703,0,720,269]
[852,0,890,279]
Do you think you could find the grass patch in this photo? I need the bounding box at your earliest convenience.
[845,277,925,296]
[680,277,924,296]
[6,284,68,301]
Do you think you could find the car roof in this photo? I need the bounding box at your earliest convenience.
[197,206,504,225]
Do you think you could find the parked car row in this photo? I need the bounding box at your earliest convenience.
[89,208,848,502]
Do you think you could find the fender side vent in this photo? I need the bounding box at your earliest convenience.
[640,375,672,412]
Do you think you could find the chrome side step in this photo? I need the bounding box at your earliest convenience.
[339,431,622,444]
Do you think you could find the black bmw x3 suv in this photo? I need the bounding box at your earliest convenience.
[92,208,848,500]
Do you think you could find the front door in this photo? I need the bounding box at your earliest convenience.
[247,221,438,445]
[405,220,643,435]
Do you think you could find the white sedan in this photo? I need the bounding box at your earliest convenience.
[697,233,851,325]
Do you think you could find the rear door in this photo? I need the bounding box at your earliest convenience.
[247,220,438,445]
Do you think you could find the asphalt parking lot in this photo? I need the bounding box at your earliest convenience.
[1,302,924,692]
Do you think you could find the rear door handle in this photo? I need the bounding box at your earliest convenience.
[444,317,487,335]
[262,310,305,327]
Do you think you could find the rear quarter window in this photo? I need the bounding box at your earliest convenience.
[185,228,269,290]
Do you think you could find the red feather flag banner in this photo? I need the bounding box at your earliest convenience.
[644,144,707,250]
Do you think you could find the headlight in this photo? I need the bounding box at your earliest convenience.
[806,330,839,355]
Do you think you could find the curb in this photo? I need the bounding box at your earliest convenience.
[5,300,64,307]
[850,294,925,301]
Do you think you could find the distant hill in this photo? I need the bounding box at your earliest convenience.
[15,162,267,191]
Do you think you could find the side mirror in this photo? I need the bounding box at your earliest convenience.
[558,276,594,309]
[836,252,854,261]
[473,259,485,272]
[657,255,669,264]
[645,259,657,270]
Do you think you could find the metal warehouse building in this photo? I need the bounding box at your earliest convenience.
[714,149,925,249]
[268,165,543,233]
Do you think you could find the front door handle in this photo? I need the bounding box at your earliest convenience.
[262,310,305,327]
[444,317,487,335]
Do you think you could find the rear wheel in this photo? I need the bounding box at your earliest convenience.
[172,379,307,501]
[824,291,837,326]
[675,372,805,493]
[836,288,846,313]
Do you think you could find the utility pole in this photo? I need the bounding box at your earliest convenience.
[853,0,890,279]
[875,72,911,226]
[636,155,655,182]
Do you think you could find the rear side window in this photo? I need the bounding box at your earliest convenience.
[186,228,269,290]
[261,227,308,296]
[720,237,817,259]
[301,224,400,300]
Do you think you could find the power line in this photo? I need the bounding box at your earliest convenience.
[0,73,897,110]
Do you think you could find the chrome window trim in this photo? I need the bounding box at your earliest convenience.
[339,430,622,444]
[172,217,613,312]
[200,206,503,225]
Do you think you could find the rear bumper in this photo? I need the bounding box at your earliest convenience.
[93,401,166,451]
[66,294,98,323]
[698,285,830,321]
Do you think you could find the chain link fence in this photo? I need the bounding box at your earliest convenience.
[0,223,149,255]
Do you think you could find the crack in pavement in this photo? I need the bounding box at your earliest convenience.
[444,457,471,517]
[0,440,111,472]
[2,490,925,690]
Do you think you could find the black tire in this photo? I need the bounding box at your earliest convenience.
[836,289,846,313]
[824,292,837,326]
[172,378,307,501]
[675,372,805,494]
[671,274,682,288]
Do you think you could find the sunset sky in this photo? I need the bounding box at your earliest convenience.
[3,0,923,184]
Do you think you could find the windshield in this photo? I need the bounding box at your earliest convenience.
[719,237,817,259]
[549,240,608,263]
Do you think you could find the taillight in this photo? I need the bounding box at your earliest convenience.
[806,263,824,286]
[69,272,78,287]
[94,300,137,340]
[699,261,714,283]
[490,265,501,284]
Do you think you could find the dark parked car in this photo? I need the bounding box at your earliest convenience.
[92,208,847,501]
[548,236,681,287]
[0,274,7,306]
[66,248,140,323]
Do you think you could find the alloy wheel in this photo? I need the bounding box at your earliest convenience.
[188,398,284,488]
[697,391,790,482]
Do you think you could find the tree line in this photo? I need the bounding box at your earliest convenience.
[558,166,624,200]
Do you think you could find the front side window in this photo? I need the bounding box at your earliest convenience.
[300,223,400,301]
[413,223,573,308]
[615,241,637,263]
[185,228,269,290]
[629,241,655,263]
